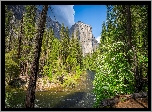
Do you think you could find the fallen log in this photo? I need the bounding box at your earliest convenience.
[100,91,148,108]
[131,92,148,99]
[100,96,119,108]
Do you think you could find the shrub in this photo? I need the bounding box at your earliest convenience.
[93,42,135,107]
[5,50,20,85]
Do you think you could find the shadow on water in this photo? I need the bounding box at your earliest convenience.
[53,92,86,108]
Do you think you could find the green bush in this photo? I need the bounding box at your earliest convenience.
[5,91,13,108]
[5,50,20,85]
[93,41,135,108]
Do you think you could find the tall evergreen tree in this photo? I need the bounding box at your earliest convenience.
[25,5,48,108]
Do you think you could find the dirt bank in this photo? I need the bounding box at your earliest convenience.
[99,92,148,108]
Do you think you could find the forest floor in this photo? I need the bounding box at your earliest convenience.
[114,96,148,108]
[100,92,148,108]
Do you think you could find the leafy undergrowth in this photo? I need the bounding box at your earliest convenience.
[36,70,87,92]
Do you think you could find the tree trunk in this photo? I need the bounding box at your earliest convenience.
[126,5,141,92]
[126,5,132,49]
[18,16,23,76]
[8,23,13,51]
[125,5,132,65]
[25,5,48,108]
[133,46,142,92]
[18,16,23,59]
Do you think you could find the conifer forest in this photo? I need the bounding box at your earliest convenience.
[5,5,148,108]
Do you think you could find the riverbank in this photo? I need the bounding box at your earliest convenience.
[6,70,88,92]
[5,70,96,108]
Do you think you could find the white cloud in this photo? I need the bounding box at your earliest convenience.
[96,36,101,43]
[48,5,75,28]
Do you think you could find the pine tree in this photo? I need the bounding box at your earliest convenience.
[5,5,14,53]
[75,30,83,69]
[25,5,48,108]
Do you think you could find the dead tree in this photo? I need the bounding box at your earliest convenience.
[25,5,48,108]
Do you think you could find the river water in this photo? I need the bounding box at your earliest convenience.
[6,70,96,108]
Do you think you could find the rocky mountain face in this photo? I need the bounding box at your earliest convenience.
[7,5,98,56]
[41,11,62,39]
[7,5,62,39]
[69,21,98,56]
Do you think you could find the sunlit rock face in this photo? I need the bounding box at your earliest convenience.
[7,6,98,56]
[46,17,61,39]
[69,21,99,56]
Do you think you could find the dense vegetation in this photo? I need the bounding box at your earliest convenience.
[92,5,148,107]
[5,5,148,108]
[5,5,86,108]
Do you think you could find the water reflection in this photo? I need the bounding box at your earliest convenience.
[6,70,96,108]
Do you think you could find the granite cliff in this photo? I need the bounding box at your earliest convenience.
[69,21,98,56]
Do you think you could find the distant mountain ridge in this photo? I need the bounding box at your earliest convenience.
[7,5,99,56]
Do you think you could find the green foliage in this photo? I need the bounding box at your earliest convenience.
[5,87,25,108]
[93,5,148,107]
[43,65,52,81]
[83,52,97,71]
[21,5,37,64]
[62,75,77,89]
[61,65,82,89]
[76,65,82,77]
[5,5,148,108]
[40,23,84,89]
[5,91,13,108]
[5,50,20,84]
[41,27,59,78]
[93,41,135,107]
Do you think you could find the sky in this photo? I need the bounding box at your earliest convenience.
[46,5,107,43]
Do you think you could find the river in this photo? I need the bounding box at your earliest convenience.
[5,70,96,108]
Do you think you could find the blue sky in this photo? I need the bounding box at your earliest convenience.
[45,5,107,43]
[73,5,107,43]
